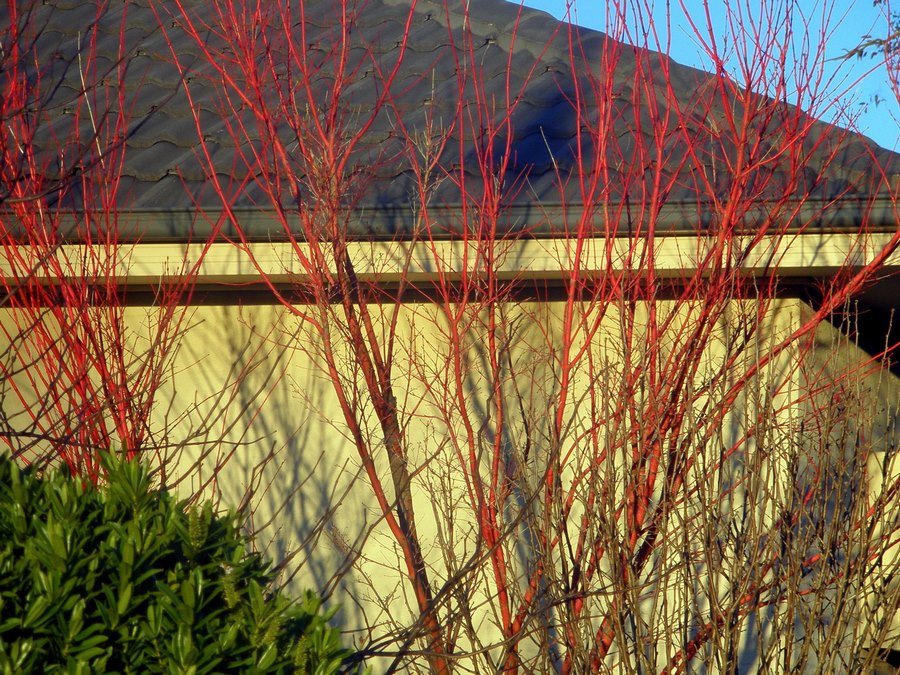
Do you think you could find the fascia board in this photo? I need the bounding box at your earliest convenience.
[7,233,899,288]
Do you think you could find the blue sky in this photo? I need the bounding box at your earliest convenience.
[516,0,900,151]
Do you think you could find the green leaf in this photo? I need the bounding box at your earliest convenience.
[64,657,92,675]
[66,597,86,642]
[23,595,51,629]
[73,623,106,643]
[257,643,278,671]
[122,538,135,570]
[70,632,109,664]
[71,645,107,662]
[0,618,22,634]
[9,637,34,671]
[180,576,196,611]
[217,623,239,651]
[117,583,133,617]
[173,624,193,667]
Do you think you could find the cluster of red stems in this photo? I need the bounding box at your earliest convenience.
[3,0,900,672]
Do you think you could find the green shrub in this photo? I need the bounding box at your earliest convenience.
[0,453,349,674]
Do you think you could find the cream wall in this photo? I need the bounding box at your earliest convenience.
[3,287,899,671]
[136,296,885,670]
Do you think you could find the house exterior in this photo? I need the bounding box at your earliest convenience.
[3,0,900,671]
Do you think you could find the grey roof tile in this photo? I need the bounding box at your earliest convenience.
[9,0,899,238]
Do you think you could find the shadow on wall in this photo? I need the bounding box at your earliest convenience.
[803,300,900,655]
[158,303,371,629]
[147,294,900,670]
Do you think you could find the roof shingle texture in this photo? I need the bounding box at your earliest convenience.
[7,0,899,237]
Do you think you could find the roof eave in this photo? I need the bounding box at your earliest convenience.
[19,196,900,243]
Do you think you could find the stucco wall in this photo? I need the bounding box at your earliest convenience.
[3,295,898,670]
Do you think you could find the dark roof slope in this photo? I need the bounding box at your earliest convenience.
[7,0,899,238]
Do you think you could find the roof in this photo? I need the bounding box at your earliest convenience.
[8,0,900,239]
